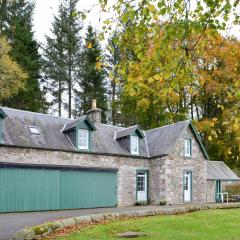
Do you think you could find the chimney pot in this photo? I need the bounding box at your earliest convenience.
[87,99,102,125]
[92,99,97,109]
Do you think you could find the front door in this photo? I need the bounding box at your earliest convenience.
[183,171,192,202]
[137,172,147,202]
[215,180,222,202]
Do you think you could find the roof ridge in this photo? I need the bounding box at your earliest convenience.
[114,125,139,133]
[1,106,71,120]
[146,120,190,133]
[100,123,125,129]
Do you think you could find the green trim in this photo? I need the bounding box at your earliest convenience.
[183,170,193,202]
[0,118,3,144]
[136,169,149,203]
[189,122,209,160]
[82,116,96,131]
[215,180,222,202]
[135,128,144,138]
[0,108,7,119]
[75,116,96,151]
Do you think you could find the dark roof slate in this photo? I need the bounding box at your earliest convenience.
[62,115,96,132]
[145,121,190,157]
[115,125,144,139]
[0,107,206,159]
[207,161,240,181]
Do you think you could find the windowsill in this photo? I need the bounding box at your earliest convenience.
[77,149,93,152]
[131,153,140,156]
[184,156,192,159]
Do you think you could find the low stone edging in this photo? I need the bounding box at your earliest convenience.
[12,202,240,240]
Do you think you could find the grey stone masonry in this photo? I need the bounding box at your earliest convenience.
[0,147,149,207]
[0,124,215,207]
[206,180,215,203]
[164,127,207,204]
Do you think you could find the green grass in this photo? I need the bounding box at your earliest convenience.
[58,209,240,240]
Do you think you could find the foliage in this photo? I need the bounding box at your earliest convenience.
[103,22,240,168]
[194,32,240,167]
[105,33,122,125]
[74,25,107,122]
[224,183,240,195]
[0,37,27,101]
[1,0,45,112]
[42,0,82,118]
[58,209,240,240]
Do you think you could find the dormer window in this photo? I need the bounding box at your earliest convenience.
[78,129,89,150]
[184,139,192,157]
[131,135,139,155]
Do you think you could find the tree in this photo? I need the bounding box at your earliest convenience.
[0,0,7,33]
[1,0,45,112]
[111,24,240,170]
[105,33,122,125]
[192,32,240,170]
[42,0,82,118]
[0,36,27,101]
[74,25,108,122]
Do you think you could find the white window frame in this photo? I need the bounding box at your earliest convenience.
[78,129,89,150]
[130,135,139,155]
[184,139,192,157]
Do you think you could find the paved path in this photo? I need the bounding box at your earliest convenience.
[0,205,166,240]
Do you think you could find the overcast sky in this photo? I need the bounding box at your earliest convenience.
[33,0,103,43]
[33,1,240,44]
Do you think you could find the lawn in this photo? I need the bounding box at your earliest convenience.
[58,209,240,240]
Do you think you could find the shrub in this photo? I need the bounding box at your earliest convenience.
[224,183,240,195]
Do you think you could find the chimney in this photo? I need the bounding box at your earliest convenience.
[87,99,102,125]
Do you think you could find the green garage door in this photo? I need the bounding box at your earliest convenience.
[0,167,117,213]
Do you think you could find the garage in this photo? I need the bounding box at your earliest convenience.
[0,164,117,213]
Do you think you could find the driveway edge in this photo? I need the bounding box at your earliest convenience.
[12,202,240,240]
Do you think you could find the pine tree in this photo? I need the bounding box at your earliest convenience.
[74,25,108,122]
[42,0,81,117]
[1,0,45,112]
[105,33,122,125]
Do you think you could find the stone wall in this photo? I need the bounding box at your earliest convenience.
[0,124,210,207]
[0,147,150,206]
[149,157,166,204]
[206,180,216,203]
[165,127,207,204]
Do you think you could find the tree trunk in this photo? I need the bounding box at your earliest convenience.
[58,78,62,117]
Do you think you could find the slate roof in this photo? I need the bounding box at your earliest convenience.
[145,121,190,157]
[0,107,206,159]
[207,161,240,181]
[115,125,144,139]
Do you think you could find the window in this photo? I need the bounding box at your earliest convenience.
[78,129,89,150]
[137,173,146,191]
[184,139,192,157]
[131,135,139,155]
[28,126,40,135]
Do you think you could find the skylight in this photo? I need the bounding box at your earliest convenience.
[28,126,40,135]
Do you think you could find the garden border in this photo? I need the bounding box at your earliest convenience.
[12,202,240,240]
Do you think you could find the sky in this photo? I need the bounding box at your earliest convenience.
[33,0,103,44]
[33,0,240,45]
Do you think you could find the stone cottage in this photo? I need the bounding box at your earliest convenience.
[0,101,239,213]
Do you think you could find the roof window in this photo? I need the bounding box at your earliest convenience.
[28,126,40,135]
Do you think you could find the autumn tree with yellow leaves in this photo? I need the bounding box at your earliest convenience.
[116,26,240,170]
[0,37,27,102]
